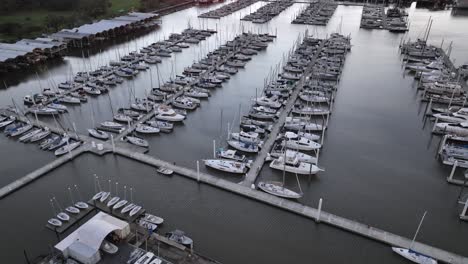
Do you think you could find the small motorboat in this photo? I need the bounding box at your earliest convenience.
[100,240,119,254]
[142,213,164,225]
[204,159,248,174]
[106,196,120,207]
[165,230,193,246]
[137,218,158,231]
[88,129,109,140]
[156,167,173,175]
[130,205,142,217]
[121,203,136,214]
[134,252,154,264]
[257,181,302,199]
[391,247,437,264]
[65,206,80,214]
[125,136,149,148]
[48,218,62,227]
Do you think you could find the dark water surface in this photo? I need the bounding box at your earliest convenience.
[1,2,468,263]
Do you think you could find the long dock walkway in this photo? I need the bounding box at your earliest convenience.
[241,39,327,187]
[113,147,468,264]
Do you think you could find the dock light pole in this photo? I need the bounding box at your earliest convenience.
[316,198,323,223]
[448,160,458,182]
[111,135,115,153]
[197,161,200,182]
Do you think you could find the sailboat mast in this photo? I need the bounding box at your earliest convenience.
[410,211,427,249]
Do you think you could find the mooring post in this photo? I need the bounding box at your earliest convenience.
[432,117,439,132]
[316,198,323,222]
[197,160,200,182]
[111,135,115,153]
[213,139,216,158]
[448,160,458,181]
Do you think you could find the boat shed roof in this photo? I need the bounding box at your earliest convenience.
[16,39,65,49]
[0,49,28,62]
[55,212,130,257]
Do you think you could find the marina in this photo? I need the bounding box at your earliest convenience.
[1,1,468,264]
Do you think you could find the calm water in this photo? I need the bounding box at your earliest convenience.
[1,2,468,263]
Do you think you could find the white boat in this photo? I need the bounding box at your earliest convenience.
[130,205,142,216]
[125,136,149,148]
[280,137,321,151]
[83,86,101,95]
[149,258,162,264]
[227,140,259,153]
[434,122,468,136]
[48,218,62,227]
[146,120,173,133]
[172,96,199,110]
[432,113,468,123]
[134,252,155,264]
[30,128,51,142]
[284,131,321,141]
[136,124,160,134]
[106,197,120,207]
[230,131,260,144]
[10,123,33,137]
[27,106,59,116]
[0,117,15,128]
[121,203,136,214]
[65,206,80,214]
[100,240,118,254]
[165,230,193,246]
[88,129,109,140]
[113,199,128,210]
[19,128,42,142]
[48,103,69,112]
[253,105,277,114]
[99,192,110,203]
[257,181,302,199]
[268,149,317,164]
[75,201,89,209]
[253,97,282,108]
[55,141,81,156]
[92,191,105,201]
[142,213,164,225]
[58,96,81,104]
[114,114,133,123]
[57,212,70,222]
[155,105,185,122]
[204,159,248,174]
[101,121,124,130]
[292,106,330,116]
[392,248,437,264]
[269,156,323,175]
[156,167,173,175]
[137,219,158,231]
[217,149,246,162]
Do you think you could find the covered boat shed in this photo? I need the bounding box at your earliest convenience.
[55,212,130,264]
[50,12,160,47]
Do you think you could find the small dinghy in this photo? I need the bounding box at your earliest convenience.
[57,212,70,222]
[204,159,248,174]
[106,197,120,207]
[227,140,259,153]
[99,192,110,203]
[100,240,119,254]
[257,181,302,199]
[391,247,437,264]
[75,201,89,209]
[129,205,142,216]
[65,206,80,214]
[48,218,62,227]
[113,199,128,210]
[55,141,81,156]
[121,203,136,214]
[125,136,149,148]
[156,167,173,175]
[88,129,109,140]
[142,213,164,225]
[165,230,193,246]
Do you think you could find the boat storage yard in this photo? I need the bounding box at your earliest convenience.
[1,1,468,264]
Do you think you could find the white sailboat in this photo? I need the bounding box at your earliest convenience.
[204,159,248,174]
[269,155,323,175]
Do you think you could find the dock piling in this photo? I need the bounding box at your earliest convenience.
[111,135,115,153]
[460,198,468,220]
[432,117,439,132]
[197,160,200,182]
[316,198,323,222]
[213,140,216,158]
[448,161,458,181]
